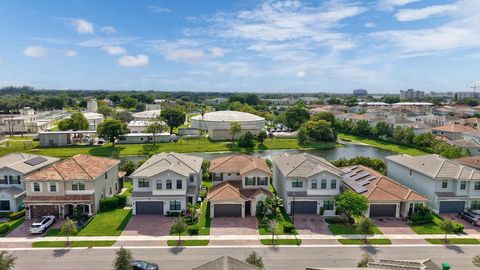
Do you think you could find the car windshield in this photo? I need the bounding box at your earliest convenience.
[33,218,44,223]
[31,224,41,228]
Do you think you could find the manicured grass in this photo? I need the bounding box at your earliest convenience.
[44,228,78,237]
[32,240,116,248]
[338,133,428,156]
[77,209,132,236]
[260,238,302,246]
[338,239,391,245]
[0,217,26,237]
[426,238,480,245]
[122,181,133,196]
[328,223,382,235]
[410,215,445,234]
[198,201,211,235]
[167,240,209,246]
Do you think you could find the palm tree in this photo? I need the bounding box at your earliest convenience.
[265,195,283,216]
[187,203,200,222]
[229,122,241,145]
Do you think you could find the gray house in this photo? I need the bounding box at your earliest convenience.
[0,153,59,212]
[130,152,203,215]
[386,154,480,213]
[272,153,343,216]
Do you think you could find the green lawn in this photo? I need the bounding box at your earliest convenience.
[122,181,133,196]
[167,240,209,246]
[426,238,480,245]
[338,239,391,245]
[0,217,26,237]
[338,133,428,156]
[328,223,382,235]
[77,209,132,236]
[260,238,302,246]
[45,228,78,237]
[410,215,445,234]
[32,241,116,248]
[198,201,211,235]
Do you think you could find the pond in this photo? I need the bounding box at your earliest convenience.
[120,143,396,164]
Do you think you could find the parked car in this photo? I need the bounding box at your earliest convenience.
[29,215,56,234]
[458,211,480,226]
[130,260,159,270]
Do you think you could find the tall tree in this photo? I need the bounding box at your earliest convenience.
[113,247,133,270]
[60,218,78,246]
[113,110,133,123]
[0,251,16,270]
[97,106,114,119]
[245,251,264,269]
[120,97,138,110]
[335,191,368,224]
[284,106,310,130]
[256,130,268,145]
[161,107,186,134]
[58,112,89,131]
[440,219,454,243]
[229,122,241,145]
[356,217,375,244]
[298,119,336,144]
[97,119,129,147]
[171,217,187,245]
[145,119,165,145]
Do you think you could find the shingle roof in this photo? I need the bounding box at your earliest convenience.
[131,152,203,178]
[209,155,271,175]
[192,255,262,270]
[0,153,59,174]
[454,156,480,169]
[24,154,119,181]
[386,154,480,181]
[271,153,343,178]
[432,123,476,133]
[0,186,25,197]
[342,165,428,202]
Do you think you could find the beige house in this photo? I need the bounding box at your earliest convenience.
[23,154,121,219]
[207,155,272,218]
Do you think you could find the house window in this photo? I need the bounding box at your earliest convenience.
[156,180,162,190]
[0,201,10,211]
[257,177,268,186]
[33,182,41,192]
[460,181,467,190]
[236,173,240,176]
[166,180,172,189]
[323,200,334,211]
[311,180,317,189]
[104,172,108,179]
[471,200,480,210]
[49,182,57,192]
[245,177,255,186]
[176,179,182,189]
[9,176,21,185]
[189,175,194,183]
[292,179,302,188]
[442,181,448,189]
[0,176,7,185]
[321,179,327,189]
[213,173,222,182]
[228,173,231,176]
[72,182,85,190]
[170,200,181,211]
[138,179,149,188]
[409,169,412,176]
[8,175,13,184]
[331,179,337,189]
[475,182,480,191]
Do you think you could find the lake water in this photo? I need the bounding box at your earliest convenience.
[120,143,396,164]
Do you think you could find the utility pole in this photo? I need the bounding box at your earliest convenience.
[471,83,479,98]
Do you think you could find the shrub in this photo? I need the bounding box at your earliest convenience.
[0,212,11,219]
[187,224,200,235]
[453,222,464,234]
[408,205,433,225]
[282,222,295,233]
[114,194,127,208]
[319,207,324,216]
[100,196,119,211]
[166,211,182,217]
[0,223,10,235]
[9,209,26,220]
[238,132,255,148]
[324,216,348,224]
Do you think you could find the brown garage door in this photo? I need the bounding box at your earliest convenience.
[214,204,242,217]
[30,205,60,218]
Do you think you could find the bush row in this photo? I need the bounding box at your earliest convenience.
[99,194,127,211]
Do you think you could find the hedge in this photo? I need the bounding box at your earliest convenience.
[10,209,26,220]
[0,224,10,235]
[99,195,128,211]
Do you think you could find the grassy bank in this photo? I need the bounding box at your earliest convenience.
[338,239,391,245]
[167,240,209,246]
[426,238,480,245]
[260,238,302,246]
[328,223,382,235]
[32,240,115,248]
[338,133,428,156]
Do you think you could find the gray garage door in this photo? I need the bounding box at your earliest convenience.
[136,201,164,215]
[214,204,242,217]
[369,204,397,218]
[291,201,317,214]
[439,201,465,214]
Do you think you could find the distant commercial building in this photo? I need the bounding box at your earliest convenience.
[87,99,98,113]
[455,92,480,100]
[400,89,425,100]
[353,89,368,96]
[429,91,454,99]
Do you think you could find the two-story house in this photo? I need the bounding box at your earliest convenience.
[207,155,272,218]
[271,153,342,216]
[386,154,480,214]
[130,152,203,215]
[0,153,59,212]
[23,154,121,219]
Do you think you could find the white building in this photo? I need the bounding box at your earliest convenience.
[132,110,161,121]
[87,99,98,113]
[191,111,265,131]
[83,112,104,130]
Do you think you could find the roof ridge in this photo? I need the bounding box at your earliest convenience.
[210,155,235,170]
[72,155,94,180]
[169,152,198,173]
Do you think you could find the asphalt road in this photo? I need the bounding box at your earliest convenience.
[11,245,478,270]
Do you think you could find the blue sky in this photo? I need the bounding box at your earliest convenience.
[0,0,479,93]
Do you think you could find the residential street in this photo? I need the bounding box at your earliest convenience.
[11,245,479,270]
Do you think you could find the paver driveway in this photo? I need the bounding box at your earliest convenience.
[121,215,175,236]
[7,218,62,238]
[442,213,480,235]
[373,217,415,234]
[293,214,331,235]
[211,216,258,236]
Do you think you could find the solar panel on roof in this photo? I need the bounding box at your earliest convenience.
[350,171,370,181]
[24,156,47,166]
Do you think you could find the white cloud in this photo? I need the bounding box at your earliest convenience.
[102,45,126,55]
[209,47,225,58]
[101,26,116,34]
[149,6,171,13]
[165,48,206,62]
[364,22,376,28]
[377,0,421,11]
[118,54,149,67]
[70,18,94,34]
[395,4,458,21]
[296,71,306,78]
[23,45,47,57]
[64,50,78,57]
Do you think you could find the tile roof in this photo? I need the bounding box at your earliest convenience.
[342,165,427,202]
[0,153,59,174]
[386,154,480,181]
[209,155,271,175]
[454,156,480,169]
[272,153,343,178]
[192,255,262,270]
[24,154,119,181]
[432,123,476,133]
[207,181,272,202]
[131,152,203,178]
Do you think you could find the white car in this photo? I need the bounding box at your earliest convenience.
[29,216,56,234]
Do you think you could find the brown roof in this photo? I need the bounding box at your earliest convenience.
[207,181,272,202]
[209,155,272,175]
[24,154,120,181]
[342,165,428,202]
[24,194,94,203]
[432,123,476,133]
[455,156,480,170]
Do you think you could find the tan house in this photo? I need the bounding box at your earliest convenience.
[207,155,272,218]
[23,154,121,219]
[431,123,476,141]
[342,165,428,218]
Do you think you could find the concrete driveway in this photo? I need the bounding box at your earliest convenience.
[121,215,175,236]
[211,216,258,236]
[442,213,480,235]
[7,218,63,238]
[293,214,331,235]
[372,217,415,234]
